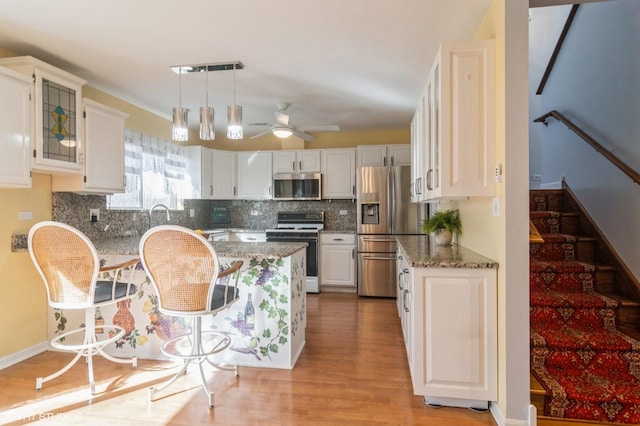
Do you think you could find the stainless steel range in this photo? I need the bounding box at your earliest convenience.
[265,211,324,293]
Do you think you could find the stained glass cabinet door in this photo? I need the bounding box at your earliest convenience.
[33,67,85,172]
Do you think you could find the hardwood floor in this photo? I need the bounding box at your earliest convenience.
[0,293,497,425]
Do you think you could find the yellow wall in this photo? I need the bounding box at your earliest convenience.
[0,174,51,357]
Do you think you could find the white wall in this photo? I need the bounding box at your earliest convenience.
[529,0,640,280]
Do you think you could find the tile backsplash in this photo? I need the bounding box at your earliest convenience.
[52,193,356,240]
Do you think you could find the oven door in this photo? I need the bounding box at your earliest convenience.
[266,233,318,278]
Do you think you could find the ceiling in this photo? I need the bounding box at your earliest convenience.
[0,0,493,140]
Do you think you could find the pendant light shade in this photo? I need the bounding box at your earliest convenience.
[199,69,215,140]
[172,107,189,142]
[227,64,243,140]
[227,105,243,139]
[172,68,189,142]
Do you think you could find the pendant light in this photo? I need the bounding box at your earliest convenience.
[199,68,215,140]
[227,63,243,140]
[172,67,189,142]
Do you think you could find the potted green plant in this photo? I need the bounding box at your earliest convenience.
[421,209,462,245]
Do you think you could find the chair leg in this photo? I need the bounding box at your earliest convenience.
[36,350,84,391]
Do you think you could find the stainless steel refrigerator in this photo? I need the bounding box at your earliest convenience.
[357,166,427,297]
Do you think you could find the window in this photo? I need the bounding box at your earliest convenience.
[107,130,188,210]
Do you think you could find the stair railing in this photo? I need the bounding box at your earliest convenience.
[536,4,580,95]
[534,110,640,186]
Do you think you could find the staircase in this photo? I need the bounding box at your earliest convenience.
[529,188,640,424]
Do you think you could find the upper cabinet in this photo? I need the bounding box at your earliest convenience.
[237,151,273,199]
[413,40,496,201]
[0,66,32,188]
[186,146,236,200]
[321,148,356,199]
[52,99,128,193]
[357,144,411,167]
[273,149,321,173]
[0,56,87,174]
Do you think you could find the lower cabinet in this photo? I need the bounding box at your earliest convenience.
[397,247,497,409]
[319,233,356,292]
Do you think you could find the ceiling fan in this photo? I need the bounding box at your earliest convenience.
[249,102,339,142]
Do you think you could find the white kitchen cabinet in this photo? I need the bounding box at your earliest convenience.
[186,147,236,200]
[52,98,128,193]
[357,144,411,167]
[236,151,272,199]
[416,40,495,201]
[411,90,427,202]
[0,56,86,174]
[0,66,32,188]
[397,245,497,408]
[319,233,356,291]
[398,248,498,408]
[273,149,321,173]
[396,250,413,370]
[321,148,356,199]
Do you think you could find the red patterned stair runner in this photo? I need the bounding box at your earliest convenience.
[530,193,640,423]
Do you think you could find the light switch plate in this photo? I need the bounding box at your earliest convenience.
[492,197,500,217]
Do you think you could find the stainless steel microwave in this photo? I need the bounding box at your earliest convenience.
[272,173,322,200]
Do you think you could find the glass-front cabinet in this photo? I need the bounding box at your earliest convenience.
[0,56,86,174]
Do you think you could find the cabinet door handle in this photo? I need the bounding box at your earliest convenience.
[390,156,394,166]
[299,160,302,170]
[233,186,237,196]
[333,238,344,241]
[292,161,296,171]
[426,169,434,191]
[403,288,410,312]
[398,272,404,290]
[210,185,213,196]
[352,248,355,259]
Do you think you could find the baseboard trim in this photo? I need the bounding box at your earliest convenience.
[0,341,48,371]
[489,402,535,426]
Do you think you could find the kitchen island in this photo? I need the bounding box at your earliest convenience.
[48,238,308,370]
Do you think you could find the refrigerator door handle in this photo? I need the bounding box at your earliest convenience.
[361,237,396,242]
[388,167,394,232]
[362,255,397,261]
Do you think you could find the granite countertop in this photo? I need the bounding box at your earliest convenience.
[395,235,498,269]
[93,236,307,258]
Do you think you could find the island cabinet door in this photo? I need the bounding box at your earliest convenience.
[411,267,497,403]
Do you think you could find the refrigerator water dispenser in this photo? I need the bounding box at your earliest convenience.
[361,203,380,225]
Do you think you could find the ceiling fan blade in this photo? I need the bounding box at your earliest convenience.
[298,125,340,132]
[248,122,272,127]
[291,128,316,142]
[275,111,289,126]
[249,129,274,140]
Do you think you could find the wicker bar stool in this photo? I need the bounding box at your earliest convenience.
[28,221,138,394]
[138,225,242,408]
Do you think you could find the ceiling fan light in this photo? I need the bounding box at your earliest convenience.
[199,106,215,140]
[272,127,293,138]
[172,106,189,142]
[227,105,243,140]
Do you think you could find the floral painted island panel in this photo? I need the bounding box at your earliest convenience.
[46,249,307,370]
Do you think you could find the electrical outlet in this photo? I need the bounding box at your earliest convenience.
[189,208,195,218]
[532,174,542,181]
[18,210,33,221]
[339,210,347,216]
[495,164,502,183]
[90,208,100,222]
[251,210,259,216]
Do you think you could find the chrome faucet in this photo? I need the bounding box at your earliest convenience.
[149,203,171,228]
